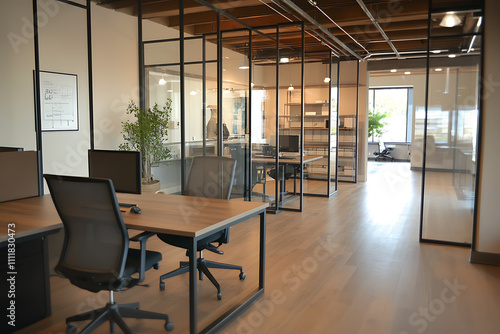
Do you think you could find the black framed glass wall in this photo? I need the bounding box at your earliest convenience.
[251,27,279,209]
[142,21,220,193]
[420,3,483,245]
[220,28,251,199]
[299,54,338,197]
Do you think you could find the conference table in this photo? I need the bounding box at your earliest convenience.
[0,192,268,334]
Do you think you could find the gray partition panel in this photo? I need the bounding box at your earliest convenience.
[0,151,39,202]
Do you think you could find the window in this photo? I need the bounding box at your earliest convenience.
[368,87,413,143]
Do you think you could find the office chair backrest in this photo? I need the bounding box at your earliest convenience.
[185,156,236,200]
[44,174,128,288]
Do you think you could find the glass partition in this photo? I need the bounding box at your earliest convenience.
[420,6,482,245]
[251,27,280,210]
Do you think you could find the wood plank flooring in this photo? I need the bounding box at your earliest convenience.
[15,162,500,334]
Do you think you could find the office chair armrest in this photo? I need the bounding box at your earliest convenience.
[130,231,157,283]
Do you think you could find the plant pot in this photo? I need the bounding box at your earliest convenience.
[142,180,161,194]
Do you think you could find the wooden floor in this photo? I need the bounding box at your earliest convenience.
[17,162,500,334]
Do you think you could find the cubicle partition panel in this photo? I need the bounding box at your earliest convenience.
[0,151,39,202]
[419,2,483,246]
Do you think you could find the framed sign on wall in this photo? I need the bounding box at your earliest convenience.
[40,71,78,131]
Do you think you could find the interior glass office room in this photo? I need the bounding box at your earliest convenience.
[143,17,339,212]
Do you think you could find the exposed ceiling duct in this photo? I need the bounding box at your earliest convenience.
[355,0,400,58]
[275,0,362,60]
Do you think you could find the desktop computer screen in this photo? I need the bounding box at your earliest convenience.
[279,135,300,153]
[88,150,142,194]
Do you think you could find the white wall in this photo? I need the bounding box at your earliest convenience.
[476,0,500,254]
[0,0,38,150]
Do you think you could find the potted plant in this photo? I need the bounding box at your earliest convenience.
[119,100,172,193]
[368,110,387,140]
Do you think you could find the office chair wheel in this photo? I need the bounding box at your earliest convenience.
[159,281,165,291]
[239,272,246,280]
[66,324,77,334]
[153,263,160,270]
[165,321,174,331]
[217,292,222,300]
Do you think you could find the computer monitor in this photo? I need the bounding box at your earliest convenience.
[88,150,142,194]
[0,147,23,152]
[279,135,300,153]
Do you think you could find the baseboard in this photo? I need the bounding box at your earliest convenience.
[470,250,500,266]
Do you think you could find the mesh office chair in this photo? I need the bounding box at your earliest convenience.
[157,156,245,300]
[44,174,173,334]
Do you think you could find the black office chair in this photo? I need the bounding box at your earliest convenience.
[44,174,173,334]
[157,156,245,300]
[374,142,395,161]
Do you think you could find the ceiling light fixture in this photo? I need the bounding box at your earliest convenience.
[280,57,289,63]
[439,12,462,28]
[435,68,443,72]
[239,66,249,70]
[390,69,397,73]
[404,71,411,75]
[431,50,442,54]
[448,54,456,58]
[288,84,294,91]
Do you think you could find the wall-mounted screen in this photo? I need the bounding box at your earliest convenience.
[88,150,141,194]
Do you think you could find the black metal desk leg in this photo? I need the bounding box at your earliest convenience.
[189,238,198,334]
[259,211,266,289]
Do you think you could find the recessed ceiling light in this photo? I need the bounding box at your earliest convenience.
[190,90,197,96]
[448,54,456,58]
[280,57,290,63]
[239,66,249,70]
[435,68,443,72]
[404,71,411,75]
[431,50,441,54]
[440,12,462,28]
[390,69,397,73]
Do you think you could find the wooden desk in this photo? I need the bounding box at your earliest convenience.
[252,155,323,165]
[0,193,268,334]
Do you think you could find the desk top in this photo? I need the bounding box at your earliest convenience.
[0,193,268,244]
[252,155,323,165]
[118,192,268,237]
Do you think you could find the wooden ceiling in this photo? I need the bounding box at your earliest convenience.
[93,0,482,62]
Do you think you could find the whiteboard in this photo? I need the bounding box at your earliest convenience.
[40,71,78,131]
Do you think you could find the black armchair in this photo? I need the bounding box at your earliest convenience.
[374,142,395,161]
[157,156,245,300]
[44,174,173,334]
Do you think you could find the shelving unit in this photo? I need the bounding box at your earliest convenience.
[338,115,356,182]
[280,101,333,180]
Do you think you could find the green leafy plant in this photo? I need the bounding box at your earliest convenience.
[368,110,388,139]
[119,100,172,184]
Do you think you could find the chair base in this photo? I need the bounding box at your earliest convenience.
[159,257,245,300]
[66,295,173,334]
